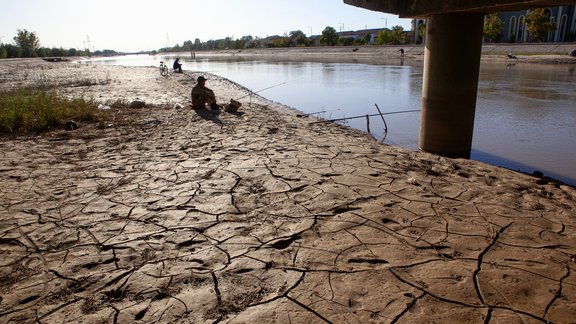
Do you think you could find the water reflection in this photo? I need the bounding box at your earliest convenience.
[84,55,576,185]
[474,64,576,185]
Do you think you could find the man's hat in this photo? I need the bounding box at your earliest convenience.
[197,76,207,82]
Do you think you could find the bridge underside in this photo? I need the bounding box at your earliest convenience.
[344,0,575,17]
[344,0,573,158]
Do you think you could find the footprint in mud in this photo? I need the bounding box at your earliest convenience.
[348,258,389,265]
[135,306,149,320]
[19,295,40,305]
[270,234,301,250]
[176,239,206,249]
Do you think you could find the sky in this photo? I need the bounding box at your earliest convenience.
[0,0,412,52]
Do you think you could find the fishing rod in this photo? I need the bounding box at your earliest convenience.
[296,110,327,118]
[223,81,290,112]
[234,81,290,101]
[309,109,421,124]
[308,110,327,115]
[297,108,348,118]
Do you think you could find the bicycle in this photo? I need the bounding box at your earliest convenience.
[159,61,169,76]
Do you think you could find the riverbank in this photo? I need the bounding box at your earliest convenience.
[1,60,576,323]
[181,43,576,65]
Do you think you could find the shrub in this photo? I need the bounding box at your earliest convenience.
[0,87,110,134]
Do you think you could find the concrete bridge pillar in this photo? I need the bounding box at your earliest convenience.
[419,13,485,158]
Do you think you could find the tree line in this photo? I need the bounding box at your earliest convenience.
[2,29,81,58]
[1,26,408,59]
[158,26,409,53]
[160,10,570,54]
[1,11,567,59]
[0,29,119,59]
[158,10,568,54]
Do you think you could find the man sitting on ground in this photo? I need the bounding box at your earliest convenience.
[173,58,183,73]
[191,76,222,110]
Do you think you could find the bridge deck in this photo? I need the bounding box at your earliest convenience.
[343,0,575,17]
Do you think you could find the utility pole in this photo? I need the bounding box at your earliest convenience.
[86,35,91,53]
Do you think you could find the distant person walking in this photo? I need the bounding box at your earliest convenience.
[173,58,183,73]
[399,48,404,57]
[191,76,221,110]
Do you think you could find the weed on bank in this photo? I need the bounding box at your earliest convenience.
[0,87,114,135]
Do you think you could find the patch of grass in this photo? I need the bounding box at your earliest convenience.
[0,87,112,135]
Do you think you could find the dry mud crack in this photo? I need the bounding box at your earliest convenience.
[1,60,576,323]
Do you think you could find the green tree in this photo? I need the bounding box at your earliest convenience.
[13,29,40,57]
[524,8,556,42]
[215,39,225,50]
[247,37,262,48]
[193,38,202,50]
[234,39,245,49]
[289,30,309,46]
[361,33,372,45]
[270,36,290,48]
[182,40,193,51]
[50,47,65,56]
[223,37,233,49]
[241,35,254,43]
[337,37,354,46]
[320,26,337,46]
[239,35,254,48]
[417,20,426,44]
[483,14,504,43]
[376,29,390,45]
[205,40,216,50]
[0,46,7,59]
[6,44,23,58]
[36,47,49,57]
[389,26,405,44]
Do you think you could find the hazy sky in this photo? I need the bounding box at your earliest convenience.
[0,0,412,52]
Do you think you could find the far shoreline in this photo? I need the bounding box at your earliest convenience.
[154,43,576,66]
[10,43,573,67]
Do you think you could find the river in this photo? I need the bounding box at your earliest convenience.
[85,54,576,186]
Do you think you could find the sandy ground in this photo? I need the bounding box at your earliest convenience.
[1,59,576,323]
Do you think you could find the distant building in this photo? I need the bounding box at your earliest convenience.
[309,28,413,46]
[410,5,575,44]
[309,28,383,46]
[499,5,575,42]
[255,35,283,48]
[308,35,321,46]
[337,28,383,44]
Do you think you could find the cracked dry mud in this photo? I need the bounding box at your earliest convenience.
[1,60,576,323]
